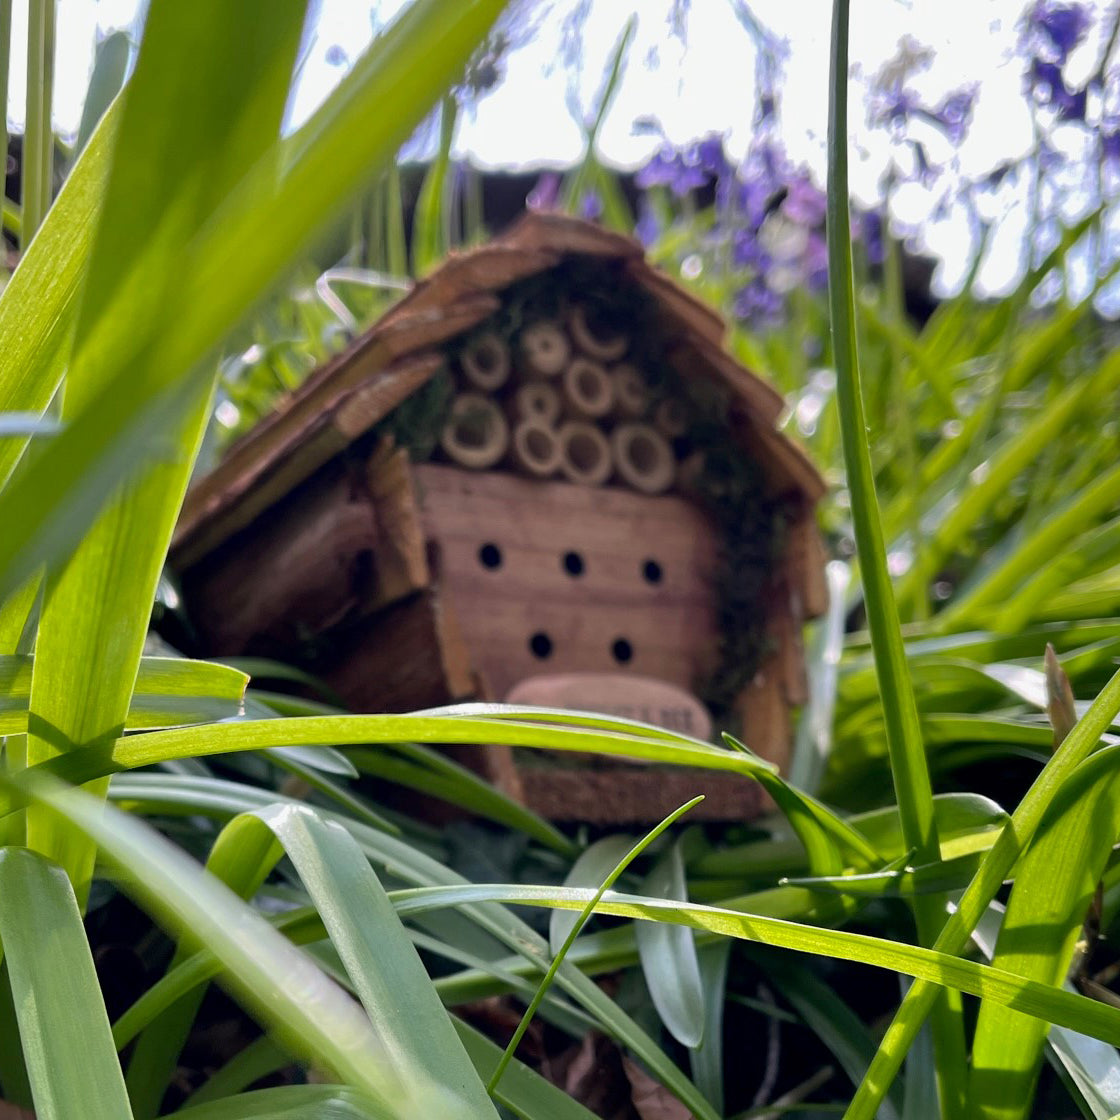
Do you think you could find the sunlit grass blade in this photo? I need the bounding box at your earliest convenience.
[23,0,309,900]
[0,104,116,489]
[251,804,500,1118]
[550,834,634,953]
[411,95,456,275]
[0,848,132,1120]
[968,744,1120,1119]
[845,662,1120,1120]
[0,655,247,735]
[388,881,1120,1045]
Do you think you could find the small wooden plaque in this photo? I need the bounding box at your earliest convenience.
[505,672,712,740]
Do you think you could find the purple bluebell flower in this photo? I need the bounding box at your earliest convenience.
[733,279,784,325]
[758,92,777,122]
[324,44,348,67]
[804,231,829,290]
[635,146,708,197]
[932,88,977,144]
[1101,128,1120,163]
[873,87,921,130]
[1028,57,1087,119]
[858,210,886,264]
[634,201,660,247]
[910,140,940,186]
[1030,2,1092,64]
[781,172,827,226]
[579,190,603,221]
[687,134,730,178]
[527,172,560,211]
[731,227,771,271]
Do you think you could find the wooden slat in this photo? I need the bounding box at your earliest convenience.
[180,462,377,656]
[366,440,430,608]
[316,552,475,713]
[503,211,644,260]
[728,403,827,503]
[786,508,830,620]
[734,656,791,772]
[625,258,726,346]
[378,247,559,330]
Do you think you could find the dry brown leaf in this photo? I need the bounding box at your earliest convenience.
[622,1057,694,1120]
[0,1100,34,1119]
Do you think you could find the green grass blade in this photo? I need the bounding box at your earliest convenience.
[636,836,706,1049]
[454,1019,600,1120]
[825,0,935,871]
[75,31,129,155]
[390,882,1120,1045]
[845,663,1120,1119]
[968,745,1120,1119]
[21,0,54,244]
[174,1085,390,1119]
[0,848,132,1120]
[5,770,447,1114]
[0,655,247,734]
[411,95,457,275]
[489,800,702,1097]
[125,812,283,1118]
[254,804,499,1117]
[0,104,116,489]
[102,771,722,1120]
[22,0,308,898]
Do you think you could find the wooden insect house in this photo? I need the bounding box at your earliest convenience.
[170,213,828,822]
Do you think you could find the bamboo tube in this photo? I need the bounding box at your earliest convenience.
[610,363,650,418]
[440,392,510,469]
[653,396,689,438]
[519,319,570,377]
[557,421,612,487]
[610,422,676,494]
[568,304,628,361]
[561,357,614,420]
[459,331,511,391]
[509,420,563,479]
[508,381,562,426]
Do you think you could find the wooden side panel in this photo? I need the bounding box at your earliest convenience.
[180,462,378,656]
[366,441,430,608]
[786,508,831,620]
[414,464,722,700]
[734,655,791,772]
[316,558,475,713]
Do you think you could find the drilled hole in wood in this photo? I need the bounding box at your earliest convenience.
[478,543,503,570]
[562,551,585,577]
[612,637,633,664]
[642,559,663,584]
[529,632,553,659]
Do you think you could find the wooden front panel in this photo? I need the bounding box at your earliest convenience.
[414,464,721,700]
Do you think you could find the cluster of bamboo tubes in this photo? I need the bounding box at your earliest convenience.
[439,304,694,495]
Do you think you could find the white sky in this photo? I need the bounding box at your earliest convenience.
[2,0,1089,294]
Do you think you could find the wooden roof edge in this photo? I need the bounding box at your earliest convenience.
[172,350,445,567]
[173,295,498,553]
